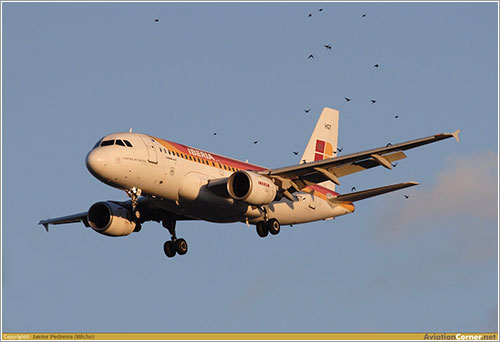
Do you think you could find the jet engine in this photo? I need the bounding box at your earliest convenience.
[227,171,277,205]
[87,201,136,237]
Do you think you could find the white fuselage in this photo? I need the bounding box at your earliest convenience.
[86,132,354,226]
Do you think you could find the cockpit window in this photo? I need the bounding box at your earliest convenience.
[98,138,133,147]
[93,138,103,148]
[100,140,114,146]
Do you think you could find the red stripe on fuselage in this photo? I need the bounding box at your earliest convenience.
[153,136,266,171]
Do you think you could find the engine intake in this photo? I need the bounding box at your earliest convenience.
[227,171,277,205]
[87,201,136,237]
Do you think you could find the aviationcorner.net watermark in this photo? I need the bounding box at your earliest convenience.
[424,333,498,340]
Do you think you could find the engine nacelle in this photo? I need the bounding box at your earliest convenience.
[87,201,136,237]
[227,171,277,205]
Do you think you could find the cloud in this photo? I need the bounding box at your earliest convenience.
[375,151,498,236]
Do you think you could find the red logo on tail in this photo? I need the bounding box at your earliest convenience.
[314,140,333,161]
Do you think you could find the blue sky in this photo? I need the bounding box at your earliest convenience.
[2,1,498,334]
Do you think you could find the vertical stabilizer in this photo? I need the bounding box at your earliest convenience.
[300,107,340,190]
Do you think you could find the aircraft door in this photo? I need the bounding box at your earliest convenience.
[140,136,158,164]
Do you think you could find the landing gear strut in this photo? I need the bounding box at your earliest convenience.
[162,217,188,258]
[255,219,281,238]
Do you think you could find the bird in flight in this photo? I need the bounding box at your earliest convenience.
[337,147,343,152]
[394,115,399,119]
[374,64,379,68]
[213,132,217,136]
[362,14,366,17]
[308,13,312,17]
[371,99,376,104]
[324,44,332,50]
[253,141,258,144]
[351,187,356,192]
[293,151,298,155]
[386,143,392,147]
[391,162,398,168]
[404,194,409,199]
[308,54,314,59]
[318,8,323,12]
[154,18,159,22]
[304,108,311,113]
[344,97,351,102]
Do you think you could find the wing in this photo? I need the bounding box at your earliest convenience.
[39,199,196,232]
[260,130,459,191]
[39,212,90,231]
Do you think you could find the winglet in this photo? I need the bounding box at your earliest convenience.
[39,221,49,232]
[451,129,460,143]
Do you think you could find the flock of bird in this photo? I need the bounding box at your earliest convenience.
[154,9,409,199]
[304,8,409,199]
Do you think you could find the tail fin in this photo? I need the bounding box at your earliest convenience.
[300,107,340,190]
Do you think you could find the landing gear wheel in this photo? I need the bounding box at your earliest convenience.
[256,222,269,238]
[267,219,280,235]
[175,238,188,255]
[163,241,176,258]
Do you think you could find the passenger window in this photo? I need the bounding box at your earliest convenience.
[116,140,125,146]
[123,140,133,147]
[101,140,114,146]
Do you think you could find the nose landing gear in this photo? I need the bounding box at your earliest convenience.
[125,187,142,220]
[162,217,188,258]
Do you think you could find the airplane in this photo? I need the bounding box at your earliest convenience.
[39,108,460,258]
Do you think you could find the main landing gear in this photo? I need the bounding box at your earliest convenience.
[162,217,188,258]
[256,218,281,238]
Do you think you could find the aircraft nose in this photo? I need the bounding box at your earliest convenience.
[86,148,109,178]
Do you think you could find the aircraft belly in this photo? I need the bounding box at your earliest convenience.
[151,193,252,223]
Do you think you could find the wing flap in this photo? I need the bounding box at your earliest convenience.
[329,181,419,203]
[331,151,407,178]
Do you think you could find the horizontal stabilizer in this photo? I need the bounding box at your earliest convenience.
[329,182,419,203]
